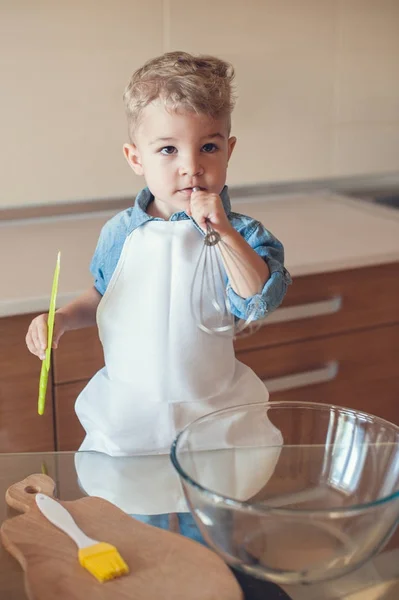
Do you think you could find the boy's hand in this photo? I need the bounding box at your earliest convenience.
[188,190,233,237]
[26,312,67,360]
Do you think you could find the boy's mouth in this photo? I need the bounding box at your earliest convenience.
[178,186,205,194]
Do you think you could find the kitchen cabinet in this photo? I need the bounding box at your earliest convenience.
[51,262,399,451]
[1,261,398,453]
[238,323,399,425]
[52,326,104,385]
[234,262,399,351]
[54,380,87,451]
[0,314,54,452]
[52,327,104,450]
[0,318,101,453]
[235,261,399,423]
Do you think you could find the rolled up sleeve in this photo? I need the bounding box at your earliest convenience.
[226,222,292,321]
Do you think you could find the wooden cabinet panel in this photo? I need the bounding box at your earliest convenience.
[235,263,399,352]
[53,327,104,384]
[54,380,87,451]
[271,377,399,428]
[236,323,399,424]
[0,314,54,452]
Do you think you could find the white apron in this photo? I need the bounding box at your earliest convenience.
[75,220,282,513]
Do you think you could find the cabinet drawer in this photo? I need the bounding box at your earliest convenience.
[0,314,54,452]
[236,323,399,424]
[54,380,87,451]
[235,262,399,352]
[53,327,104,384]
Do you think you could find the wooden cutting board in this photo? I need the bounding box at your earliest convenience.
[0,474,243,600]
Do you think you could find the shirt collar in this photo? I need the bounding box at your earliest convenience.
[129,186,232,233]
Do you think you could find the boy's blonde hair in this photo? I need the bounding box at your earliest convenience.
[123,51,236,140]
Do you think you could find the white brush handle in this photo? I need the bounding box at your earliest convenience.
[35,493,96,549]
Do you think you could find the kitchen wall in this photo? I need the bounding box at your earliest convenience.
[1,0,399,208]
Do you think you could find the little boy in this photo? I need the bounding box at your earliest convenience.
[26,51,291,461]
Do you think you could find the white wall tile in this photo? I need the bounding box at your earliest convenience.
[232,52,334,124]
[337,0,399,54]
[336,51,399,124]
[1,0,163,207]
[335,0,399,123]
[226,52,334,182]
[168,0,335,55]
[2,0,399,207]
[229,119,333,184]
[333,125,399,176]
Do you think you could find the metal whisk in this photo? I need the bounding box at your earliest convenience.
[190,189,263,337]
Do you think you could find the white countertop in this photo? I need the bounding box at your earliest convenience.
[1,192,399,318]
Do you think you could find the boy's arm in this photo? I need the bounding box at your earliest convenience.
[57,286,102,331]
[219,228,270,298]
[223,223,291,321]
[189,190,291,321]
[189,191,268,296]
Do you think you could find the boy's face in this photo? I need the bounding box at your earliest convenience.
[123,101,236,218]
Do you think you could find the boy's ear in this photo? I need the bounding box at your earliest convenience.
[227,136,237,162]
[123,143,143,176]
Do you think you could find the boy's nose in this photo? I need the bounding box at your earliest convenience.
[179,157,204,177]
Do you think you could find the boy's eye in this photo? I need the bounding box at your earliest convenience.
[202,143,218,153]
[160,146,177,155]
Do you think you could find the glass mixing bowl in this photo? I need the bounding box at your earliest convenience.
[170,402,399,585]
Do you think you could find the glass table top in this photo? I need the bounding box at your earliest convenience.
[0,451,398,600]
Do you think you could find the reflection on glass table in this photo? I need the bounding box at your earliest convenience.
[0,451,290,600]
[0,400,399,600]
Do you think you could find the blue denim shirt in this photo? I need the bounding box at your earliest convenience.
[90,186,292,320]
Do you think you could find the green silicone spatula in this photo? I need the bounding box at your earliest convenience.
[38,251,61,415]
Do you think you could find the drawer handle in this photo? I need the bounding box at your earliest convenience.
[263,296,342,326]
[263,361,339,393]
